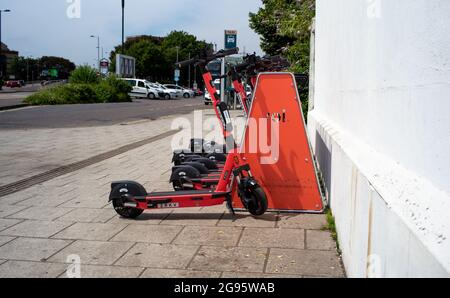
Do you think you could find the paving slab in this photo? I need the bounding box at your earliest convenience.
[238,228,305,249]
[0,194,28,206]
[0,204,29,218]
[111,224,182,244]
[266,248,344,277]
[58,198,110,209]
[0,261,67,278]
[306,230,336,251]
[140,268,221,278]
[188,246,267,273]
[200,204,228,214]
[277,214,327,230]
[56,208,116,223]
[7,206,73,221]
[173,226,243,247]
[48,240,135,266]
[59,265,144,278]
[221,272,301,278]
[115,243,199,269]
[0,236,15,247]
[218,213,278,228]
[19,194,77,208]
[107,212,171,225]
[0,218,22,232]
[160,212,223,227]
[52,222,127,241]
[0,237,71,262]
[0,220,74,238]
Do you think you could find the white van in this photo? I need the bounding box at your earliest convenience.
[122,79,160,99]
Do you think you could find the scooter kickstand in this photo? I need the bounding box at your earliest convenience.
[226,195,236,216]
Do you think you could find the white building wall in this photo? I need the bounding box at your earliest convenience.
[309,0,450,277]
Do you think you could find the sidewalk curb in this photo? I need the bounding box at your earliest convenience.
[0,90,37,94]
[0,104,29,111]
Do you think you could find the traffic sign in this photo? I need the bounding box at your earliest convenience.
[225,30,238,49]
[49,69,58,78]
[174,69,180,82]
[100,59,109,75]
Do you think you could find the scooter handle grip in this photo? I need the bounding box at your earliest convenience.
[176,58,198,68]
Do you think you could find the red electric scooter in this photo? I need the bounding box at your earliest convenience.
[170,54,291,191]
[109,47,268,218]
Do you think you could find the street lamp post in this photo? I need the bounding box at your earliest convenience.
[0,9,11,78]
[188,52,191,88]
[90,35,100,71]
[122,0,125,53]
[175,46,180,86]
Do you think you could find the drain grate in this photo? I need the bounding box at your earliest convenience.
[0,129,179,198]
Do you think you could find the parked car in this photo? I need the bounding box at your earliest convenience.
[152,83,178,99]
[6,80,21,88]
[164,84,195,98]
[19,80,26,87]
[122,79,160,99]
[147,82,176,100]
[204,79,221,105]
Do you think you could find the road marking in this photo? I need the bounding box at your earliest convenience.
[0,129,180,198]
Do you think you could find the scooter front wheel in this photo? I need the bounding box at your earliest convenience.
[246,186,268,216]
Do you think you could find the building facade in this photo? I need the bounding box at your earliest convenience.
[308,0,450,277]
[0,42,19,78]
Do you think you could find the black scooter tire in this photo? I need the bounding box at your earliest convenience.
[110,185,144,219]
[247,186,268,216]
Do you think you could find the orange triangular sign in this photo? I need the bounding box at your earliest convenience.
[233,73,324,212]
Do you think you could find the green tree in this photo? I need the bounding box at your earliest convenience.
[250,0,315,119]
[250,0,315,73]
[109,31,212,86]
[39,56,76,79]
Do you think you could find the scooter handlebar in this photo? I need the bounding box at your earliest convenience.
[176,58,199,68]
[214,47,239,59]
[176,47,239,68]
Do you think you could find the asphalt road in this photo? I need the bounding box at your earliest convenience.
[0,92,32,109]
[0,97,207,130]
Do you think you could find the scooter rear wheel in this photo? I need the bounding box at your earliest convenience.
[110,185,144,219]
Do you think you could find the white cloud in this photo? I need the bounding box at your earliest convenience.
[2,0,263,65]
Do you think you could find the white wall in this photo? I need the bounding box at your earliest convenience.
[309,0,450,277]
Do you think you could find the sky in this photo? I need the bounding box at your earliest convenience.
[1,0,264,66]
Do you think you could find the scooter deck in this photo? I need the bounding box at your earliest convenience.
[146,190,229,198]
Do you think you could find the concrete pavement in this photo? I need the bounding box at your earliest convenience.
[0,109,344,278]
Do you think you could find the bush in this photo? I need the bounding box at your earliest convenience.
[64,84,98,104]
[69,65,100,84]
[26,88,65,105]
[104,75,132,94]
[25,75,132,105]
